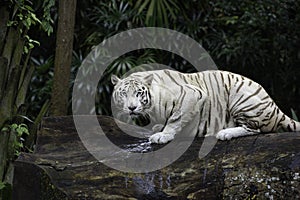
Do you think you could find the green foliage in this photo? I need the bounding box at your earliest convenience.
[41,0,55,36]
[7,1,42,30]
[29,0,300,116]
[7,0,51,54]
[78,0,136,53]
[0,181,12,200]
[28,56,54,118]
[8,0,55,33]
[0,182,5,190]
[28,50,84,118]
[24,35,40,54]
[1,123,30,156]
[134,0,180,27]
[0,1,54,199]
[199,0,300,115]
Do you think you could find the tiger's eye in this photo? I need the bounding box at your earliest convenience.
[136,91,142,97]
[120,91,127,97]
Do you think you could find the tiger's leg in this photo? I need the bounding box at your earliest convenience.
[149,85,206,144]
[216,126,260,140]
[152,124,164,133]
[149,111,183,144]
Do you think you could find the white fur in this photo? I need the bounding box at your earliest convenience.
[216,127,259,140]
[149,132,175,144]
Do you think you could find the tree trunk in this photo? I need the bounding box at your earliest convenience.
[0,2,41,199]
[50,0,77,116]
[13,116,300,199]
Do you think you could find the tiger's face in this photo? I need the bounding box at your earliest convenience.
[111,74,153,119]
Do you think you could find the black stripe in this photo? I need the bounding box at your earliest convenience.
[225,109,231,124]
[235,76,239,84]
[236,87,263,106]
[207,101,211,128]
[230,95,245,112]
[225,84,230,96]
[220,72,225,84]
[179,87,187,103]
[227,74,231,86]
[216,98,223,119]
[261,95,270,101]
[278,114,286,124]
[270,111,280,131]
[239,100,270,113]
[236,81,244,93]
[158,92,162,115]
[213,72,221,94]
[267,107,277,121]
[148,90,151,107]
[208,74,216,107]
[179,73,189,84]
[293,120,296,131]
[287,124,293,132]
[203,75,210,96]
[195,74,203,90]
[164,101,168,116]
[164,70,181,85]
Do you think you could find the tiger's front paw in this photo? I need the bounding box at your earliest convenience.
[149,132,174,144]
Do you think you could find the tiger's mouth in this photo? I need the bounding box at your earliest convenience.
[129,111,140,117]
[128,111,151,126]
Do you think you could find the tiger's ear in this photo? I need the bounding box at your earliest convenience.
[111,75,120,86]
[144,74,153,86]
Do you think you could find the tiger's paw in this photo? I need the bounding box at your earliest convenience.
[216,130,234,140]
[149,132,174,144]
[216,127,252,140]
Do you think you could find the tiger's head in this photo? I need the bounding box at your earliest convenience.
[111,74,153,119]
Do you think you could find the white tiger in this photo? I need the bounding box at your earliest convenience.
[111,69,300,144]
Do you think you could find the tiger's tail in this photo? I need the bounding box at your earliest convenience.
[279,114,300,132]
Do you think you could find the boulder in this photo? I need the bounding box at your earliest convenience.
[13,116,300,199]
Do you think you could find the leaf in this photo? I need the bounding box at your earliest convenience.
[157,0,164,26]
[30,13,42,24]
[26,17,32,27]
[0,181,5,190]
[137,0,150,14]
[163,0,178,20]
[24,5,34,12]
[7,20,17,27]
[291,108,299,121]
[1,127,9,132]
[146,0,155,25]
[24,46,29,54]
[28,43,34,49]
[11,124,18,130]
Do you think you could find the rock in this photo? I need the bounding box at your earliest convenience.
[13,116,300,199]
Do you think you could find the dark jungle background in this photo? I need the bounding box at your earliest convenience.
[0,0,299,197]
[31,0,300,117]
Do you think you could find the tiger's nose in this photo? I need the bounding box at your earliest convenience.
[128,106,137,111]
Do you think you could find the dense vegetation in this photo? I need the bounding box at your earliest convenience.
[0,0,299,198]
[29,0,300,117]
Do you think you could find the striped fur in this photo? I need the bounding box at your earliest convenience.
[111,69,300,143]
